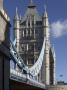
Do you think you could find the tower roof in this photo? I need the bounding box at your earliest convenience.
[21,0,42,23]
[28,0,36,8]
[14,7,19,20]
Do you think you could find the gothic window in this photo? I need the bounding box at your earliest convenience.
[27,44,28,51]
[28,59,34,65]
[28,44,34,51]
[23,30,24,37]
[28,20,30,27]
[28,16,30,26]
[36,21,42,26]
[32,21,34,26]
[26,29,28,37]
[22,21,26,26]
[35,43,38,51]
[31,28,34,38]
[21,44,24,51]
[32,16,34,26]
[24,28,26,36]
[21,44,29,51]
[28,28,30,36]
[35,28,39,39]
[35,29,38,34]
[24,44,27,51]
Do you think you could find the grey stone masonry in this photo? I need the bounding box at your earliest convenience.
[0,9,11,90]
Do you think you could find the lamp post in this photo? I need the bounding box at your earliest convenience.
[59,74,63,82]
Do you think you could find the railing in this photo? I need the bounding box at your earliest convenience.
[10,69,26,79]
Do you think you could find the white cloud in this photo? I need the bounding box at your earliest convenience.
[51,19,67,38]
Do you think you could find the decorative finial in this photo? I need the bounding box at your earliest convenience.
[30,0,33,4]
[43,0,48,17]
[15,7,19,19]
[28,0,36,8]
[44,4,47,13]
[44,0,47,13]
[16,7,18,15]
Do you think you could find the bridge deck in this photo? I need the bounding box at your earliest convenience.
[10,69,46,90]
[10,79,45,90]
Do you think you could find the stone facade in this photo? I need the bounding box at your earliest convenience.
[13,0,56,85]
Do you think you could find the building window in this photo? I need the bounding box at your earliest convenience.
[27,44,28,51]
[23,30,24,37]
[21,44,24,51]
[28,59,34,65]
[28,28,30,36]
[28,21,30,26]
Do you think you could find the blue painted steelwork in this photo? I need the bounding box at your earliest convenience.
[10,35,45,77]
[9,35,46,89]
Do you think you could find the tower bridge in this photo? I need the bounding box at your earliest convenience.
[0,0,56,90]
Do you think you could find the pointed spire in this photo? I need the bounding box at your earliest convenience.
[44,4,47,13]
[43,4,48,18]
[14,7,19,20]
[43,3,49,38]
[43,0,48,17]
[28,0,36,8]
[30,0,33,4]
[16,7,18,16]
[44,0,47,12]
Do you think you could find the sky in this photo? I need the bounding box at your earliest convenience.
[4,0,67,82]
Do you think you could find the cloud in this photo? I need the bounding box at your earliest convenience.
[51,19,67,38]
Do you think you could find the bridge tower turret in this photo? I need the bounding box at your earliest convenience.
[42,6,50,85]
[13,7,20,52]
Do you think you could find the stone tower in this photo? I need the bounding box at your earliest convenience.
[13,0,43,67]
[13,0,56,85]
[44,8,50,85]
[41,7,50,85]
[41,7,56,85]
